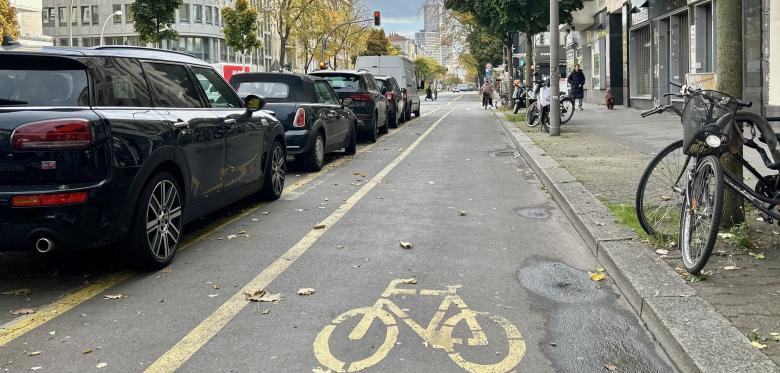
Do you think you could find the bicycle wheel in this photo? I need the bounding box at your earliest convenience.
[679,155,723,274]
[525,106,540,128]
[540,110,549,133]
[560,99,575,124]
[635,140,689,239]
[314,307,399,372]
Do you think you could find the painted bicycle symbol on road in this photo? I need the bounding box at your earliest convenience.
[313,279,526,372]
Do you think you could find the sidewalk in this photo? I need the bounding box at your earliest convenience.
[495,103,780,371]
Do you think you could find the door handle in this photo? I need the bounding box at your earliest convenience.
[173,121,190,129]
[224,118,237,125]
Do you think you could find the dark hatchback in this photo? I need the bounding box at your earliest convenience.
[230,73,357,171]
[375,76,405,128]
[309,70,388,143]
[0,46,286,269]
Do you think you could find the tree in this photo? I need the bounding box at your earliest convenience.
[361,29,391,56]
[414,56,446,87]
[268,0,316,70]
[0,0,18,38]
[716,0,744,227]
[132,0,183,45]
[222,0,263,65]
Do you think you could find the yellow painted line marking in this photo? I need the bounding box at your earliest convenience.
[313,279,525,373]
[144,108,455,373]
[0,110,444,348]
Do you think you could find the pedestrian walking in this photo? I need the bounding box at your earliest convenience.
[434,87,438,100]
[425,86,433,101]
[512,80,525,114]
[567,64,586,110]
[480,81,494,109]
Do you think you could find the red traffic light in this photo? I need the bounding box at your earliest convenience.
[373,11,380,26]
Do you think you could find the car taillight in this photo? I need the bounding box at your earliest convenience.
[11,119,92,150]
[11,191,89,207]
[293,108,306,128]
[349,93,372,102]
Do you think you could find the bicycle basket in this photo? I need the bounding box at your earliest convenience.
[681,90,739,156]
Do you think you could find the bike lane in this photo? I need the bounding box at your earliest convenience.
[171,97,677,373]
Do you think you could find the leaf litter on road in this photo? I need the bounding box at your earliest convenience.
[401,278,417,285]
[399,241,414,250]
[103,294,123,300]
[244,290,282,303]
[10,308,36,315]
[1,288,31,296]
[749,252,766,260]
[297,288,315,296]
[588,267,607,282]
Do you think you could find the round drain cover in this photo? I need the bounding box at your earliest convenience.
[516,208,550,219]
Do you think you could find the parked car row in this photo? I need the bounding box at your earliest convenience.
[0,46,421,269]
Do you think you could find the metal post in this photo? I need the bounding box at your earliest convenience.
[68,0,74,46]
[549,0,561,136]
[101,11,122,46]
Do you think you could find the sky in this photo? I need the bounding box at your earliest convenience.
[365,0,425,39]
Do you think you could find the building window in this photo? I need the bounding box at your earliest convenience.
[81,6,91,25]
[125,4,134,23]
[58,7,67,27]
[205,6,212,24]
[215,8,220,26]
[693,3,714,72]
[113,4,122,24]
[59,38,68,46]
[91,5,99,25]
[42,8,55,27]
[591,47,600,89]
[194,5,203,23]
[632,26,652,97]
[179,4,190,23]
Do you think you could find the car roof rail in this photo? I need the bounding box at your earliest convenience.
[92,45,198,59]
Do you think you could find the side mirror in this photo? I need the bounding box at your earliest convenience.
[245,94,266,113]
[341,98,353,107]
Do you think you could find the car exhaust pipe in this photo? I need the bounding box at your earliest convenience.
[35,237,55,254]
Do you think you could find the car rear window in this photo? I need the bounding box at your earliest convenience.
[317,75,360,91]
[376,79,387,91]
[235,82,290,99]
[0,56,89,107]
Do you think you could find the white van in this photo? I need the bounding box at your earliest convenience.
[355,56,420,119]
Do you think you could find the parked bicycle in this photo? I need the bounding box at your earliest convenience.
[634,84,778,274]
[525,80,575,130]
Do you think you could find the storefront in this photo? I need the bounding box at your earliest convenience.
[629,6,653,108]
[650,0,689,104]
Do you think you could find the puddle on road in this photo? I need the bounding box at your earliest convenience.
[515,207,550,220]
[516,261,675,373]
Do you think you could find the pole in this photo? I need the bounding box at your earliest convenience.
[68,0,74,46]
[101,12,121,45]
[549,0,560,136]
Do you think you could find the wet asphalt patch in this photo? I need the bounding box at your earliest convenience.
[516,261,676,373]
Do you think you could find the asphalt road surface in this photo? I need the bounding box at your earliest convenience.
[0,93,676,373]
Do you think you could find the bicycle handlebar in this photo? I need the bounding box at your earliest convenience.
[641,107,664,118]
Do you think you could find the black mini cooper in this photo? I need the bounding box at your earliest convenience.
[0,46,286,269]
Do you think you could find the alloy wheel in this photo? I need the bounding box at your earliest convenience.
[146,180,182,260]
[271,145,286,195]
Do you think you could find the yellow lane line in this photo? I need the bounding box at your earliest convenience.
[0,108,443,348]
[144,108,455,373]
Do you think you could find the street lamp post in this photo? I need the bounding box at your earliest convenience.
[549,0,561,136]
[101,11,123,46]
[68,0,74,46]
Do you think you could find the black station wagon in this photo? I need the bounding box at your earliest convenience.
[0,46,286,269]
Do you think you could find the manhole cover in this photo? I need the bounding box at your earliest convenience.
[515,208,550,219]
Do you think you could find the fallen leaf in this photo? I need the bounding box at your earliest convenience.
[208,294,219,298]
[589,271,607,282]
[718,232,735,239]
[212,284,220,289]
[226,234,238,240]
[160,267,172,273]
[261,211,270,215]
[96,362,108,368]
[751,340,767,350]
[401,278,417,285]
[10,308,35,315]
[749,252,766,260]
[27,351,41,356]
[604,363,618,371]
[655,249,669,256]
[723,265,740,270]
[103,294,122,300]
[660,195,672,201]
[458,210,467,216]
[297,288,316,295]
[1,288,31,296]
[428,181,435,184]
[82,349,93,354]
[31,367,42,371]
[262,308,270,315]
[244,290,282,303]
[48,331,55,336]
[313,224,326,230]
[399,241,414,250]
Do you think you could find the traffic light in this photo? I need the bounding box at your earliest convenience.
[373,11,380,26]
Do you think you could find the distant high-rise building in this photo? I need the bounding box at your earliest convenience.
[422,0,441,32]
[415,0,444,65]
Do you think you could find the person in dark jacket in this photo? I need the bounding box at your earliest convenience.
[425,86,433,101]
[567,64,586,110]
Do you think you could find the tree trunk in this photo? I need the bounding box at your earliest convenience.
[279,35,288,70]
[716,0,744,228]
[506,33,515,107]
[524,32,535,107]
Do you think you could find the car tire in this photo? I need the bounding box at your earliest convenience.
[261,140,286,200]
[398,108,405,124]
[126,172,183,270]
[388,110,398,128]
[404,103,412,122]
[303,132,325,172]
[345,122,357,155]
[413,109,420,117]
[367,115,378,143]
